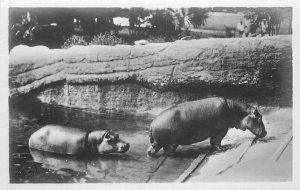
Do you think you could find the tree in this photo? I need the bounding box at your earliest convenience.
[10,11,39,47]
[147,8,209,38]
[128,8,150,36]
[278,7,292,34]
[128,8,149,28]
[189,8,209,28]
[166,8,208,31]
[148,9,178,37]
[244,8,290,36]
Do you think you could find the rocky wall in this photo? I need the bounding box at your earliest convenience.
[9,35,292,113]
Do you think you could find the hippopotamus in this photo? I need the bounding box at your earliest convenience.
[147,97,267,156]
[29,125,130,155]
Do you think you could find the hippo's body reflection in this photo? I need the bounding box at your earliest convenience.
[30,148,130,180]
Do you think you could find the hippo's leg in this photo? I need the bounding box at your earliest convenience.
[147,141,162,157]
[210,129,228,151]
[163,144,178,156]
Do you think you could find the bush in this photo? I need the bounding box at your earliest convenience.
[146,36,167,43]
[145,35,179,43]
[61,35,88,49]
[89,33,127,46]
[177,30,203,40]
[61,33,127,49]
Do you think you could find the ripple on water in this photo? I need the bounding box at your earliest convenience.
[9,100,200,183]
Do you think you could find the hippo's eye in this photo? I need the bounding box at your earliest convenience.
[254,109,260,117]
[108,137,119,144]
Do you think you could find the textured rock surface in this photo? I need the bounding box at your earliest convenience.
[9,35,292,113]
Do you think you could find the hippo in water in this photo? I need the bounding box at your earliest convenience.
[29,125,130,155]
[147,97,267,156]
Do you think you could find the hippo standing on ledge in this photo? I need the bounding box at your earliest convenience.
[147,97,267,156]
[29,125,130,155]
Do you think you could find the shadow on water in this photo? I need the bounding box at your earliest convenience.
[9,98,202,183]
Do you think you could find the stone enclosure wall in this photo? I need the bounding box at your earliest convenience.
[9,35,292,114]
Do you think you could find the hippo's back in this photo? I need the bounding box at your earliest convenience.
[176,97,229,123]
[152,97,229,127]
[29,125,86,155]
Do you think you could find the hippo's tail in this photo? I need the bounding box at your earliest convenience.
[149,126,154,144]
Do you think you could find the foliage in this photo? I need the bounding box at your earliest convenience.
[10,11,40,46]
[9,8,208,49]
[147,9,180,37]
[188,8,209,28]
[146,36,168,43]
[165,8,208,31]
[10,7,291,50]
[61,33,127,49]
[61,35,89,49]
[128,8,150,28]
[89,33,127,46]
[177,29,204,39]
[244,8,288,35]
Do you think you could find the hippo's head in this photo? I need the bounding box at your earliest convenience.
[239,106,267,138]
[89,130,130,154]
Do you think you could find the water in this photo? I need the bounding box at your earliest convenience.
[9,99,207,183]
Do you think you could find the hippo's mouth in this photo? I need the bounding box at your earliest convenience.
[117,143,130,153]
[257,130,267,138]
[249,127,267,139]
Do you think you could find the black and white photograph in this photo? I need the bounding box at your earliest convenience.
[1,0,299,188]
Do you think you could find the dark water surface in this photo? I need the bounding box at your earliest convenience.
[9,99,207,183]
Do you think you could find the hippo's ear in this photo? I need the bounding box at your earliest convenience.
[104,132,110,139]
